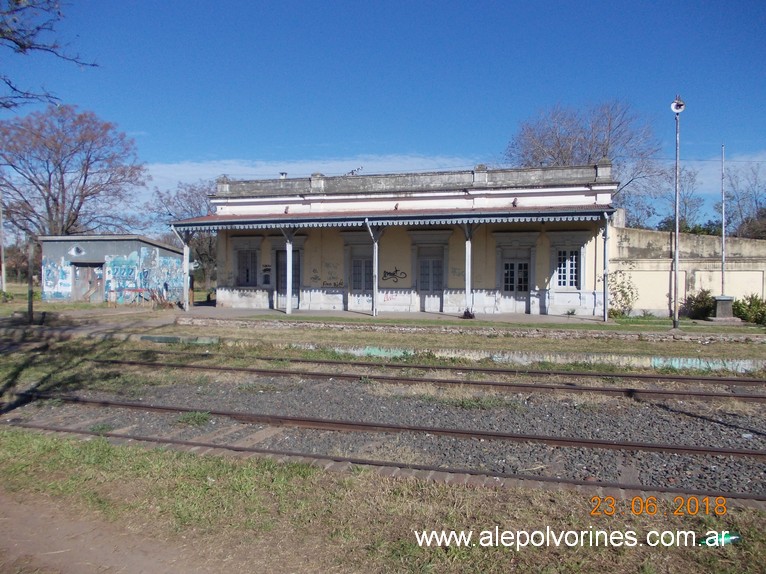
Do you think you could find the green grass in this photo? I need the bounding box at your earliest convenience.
[0,429,762,573]
[425,395,513,410]
[1,337,762,409]
[150,320,766,361]
[88,422,115,435]
[2,298,764,571]
[175,411,211,426]
[220,310,764,336]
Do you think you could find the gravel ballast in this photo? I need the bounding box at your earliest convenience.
[5,372,764,497]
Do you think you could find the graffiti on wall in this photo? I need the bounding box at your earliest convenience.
[104,248,184,304]
[42,256,73,300]
[382,267,407,282]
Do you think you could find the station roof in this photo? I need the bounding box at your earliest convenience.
[172,204,614,232]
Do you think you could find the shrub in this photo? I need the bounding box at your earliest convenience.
[733,294,766,325]
[607,269,638,318]
[681,289,715,320]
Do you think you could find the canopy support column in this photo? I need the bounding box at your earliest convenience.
[171,225,194,312]
[462,223,477,315]
[365,219,384,317]
[281,228,297,315]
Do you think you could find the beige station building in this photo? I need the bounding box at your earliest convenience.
[171,161,766,318]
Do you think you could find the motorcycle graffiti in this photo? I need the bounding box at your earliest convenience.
[382,267,407,283]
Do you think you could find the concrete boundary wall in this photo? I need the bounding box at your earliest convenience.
[611,224,766,316]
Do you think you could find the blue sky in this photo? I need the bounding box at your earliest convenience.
[3,0,765,217]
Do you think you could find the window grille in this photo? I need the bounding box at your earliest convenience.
[351,258,373,292]
[557,250,579,288]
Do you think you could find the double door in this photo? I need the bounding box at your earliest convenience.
[503,260,530,313]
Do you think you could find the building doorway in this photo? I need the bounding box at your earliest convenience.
[72,264,104,303]
[502,260,530,313]
[418,256,443,312]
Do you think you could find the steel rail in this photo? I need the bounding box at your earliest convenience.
[5,419,765,503]
[123,347,766,386]
[89,358,766,403]
[18,391,766,459]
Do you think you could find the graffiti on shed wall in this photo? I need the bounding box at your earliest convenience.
[104,248,184,304]
[42,256,73,300]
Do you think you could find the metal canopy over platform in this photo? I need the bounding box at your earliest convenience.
[171,205,614,232]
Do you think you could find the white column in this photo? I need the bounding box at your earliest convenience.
[285,237,293,315]
[465,235,472,312]
[463,224,475,313]
[171,225,192,312]
[372,238,379,316]
[365,219,382,317]
[183,243,190,312]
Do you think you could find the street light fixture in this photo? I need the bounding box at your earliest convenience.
[671,95,685,329]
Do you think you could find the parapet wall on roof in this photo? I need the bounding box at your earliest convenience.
[217,163,614,198]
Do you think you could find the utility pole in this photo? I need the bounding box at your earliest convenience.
[671,95,686,329]
[27,237,34,324]
[721,144,726,296]
[0,187,6,293]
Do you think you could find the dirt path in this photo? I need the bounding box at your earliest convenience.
[0,491,213,574]
[0,488,346,574]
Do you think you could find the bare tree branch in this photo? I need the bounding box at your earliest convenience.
[724,163,766,238]
[504,100,667,227]
[1,0,95,109]
[0,104,147,238]
[143,180,217,289]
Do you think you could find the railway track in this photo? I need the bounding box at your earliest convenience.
[15,391,766,459]
[117,347,766,386]
[4,390,765,503]
[3,337,765,504]
[88,357,766,403]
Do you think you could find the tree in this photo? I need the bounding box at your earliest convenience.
[1,0,93,109]
[655,216,721,235]
[733,207,766,240]
[0,104,147,238]
[659,166,704,228]
[504,100,666,227]
[3,240,29,281]
[724,162,765,238]
[145,180,217,290]
[693,219,723,236]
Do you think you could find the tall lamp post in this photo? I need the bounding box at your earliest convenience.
[0,187,6,293]
[671,95,685,329]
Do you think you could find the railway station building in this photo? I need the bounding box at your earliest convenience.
[171,162,618,317]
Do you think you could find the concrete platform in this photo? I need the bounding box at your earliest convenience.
[179,304,611,325]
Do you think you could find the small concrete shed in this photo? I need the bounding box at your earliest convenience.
[40,235,184,305]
